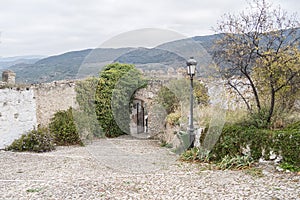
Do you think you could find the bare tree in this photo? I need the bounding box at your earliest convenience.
[214,0,300,126]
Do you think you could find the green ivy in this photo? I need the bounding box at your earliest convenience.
[75,77,103,138]
[95,63,147,137]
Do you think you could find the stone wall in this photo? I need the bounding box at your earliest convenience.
[33,80,77,126]
[2,70,16,85]
[0,80,77,149]
[133,80,166,136]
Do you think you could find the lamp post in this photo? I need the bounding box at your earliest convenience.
[186,57,197,149]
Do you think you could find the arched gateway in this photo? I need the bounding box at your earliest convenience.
[130,98,148,134]
[129,79,166,137]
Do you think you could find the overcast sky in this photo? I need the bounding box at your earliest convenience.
[0,0,299,57]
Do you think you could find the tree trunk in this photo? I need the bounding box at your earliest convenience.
[245,73,261,112]
[267,87,276,124]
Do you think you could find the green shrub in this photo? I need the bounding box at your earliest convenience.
[181,122,300,171]
[209,122,300,170]
[166,112,181,126]
[273,129,300,167]
[165,79,209,107]
[49,107,83,146]
[279,162,300,172]
[209,124,247,160]
[284,121,300,131]
[6,127,55,152]
[242,108,270,129]
[73,110,104,140]
[210,124,271,161]
[156,86,179,114]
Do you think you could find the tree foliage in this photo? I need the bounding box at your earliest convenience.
[253,51,300,114]
[214,0,300,127]
[156,78,209,115]
[156,86,180,114]
[194,80,209,106]
[95,63,147,137]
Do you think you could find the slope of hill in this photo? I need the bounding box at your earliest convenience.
[156,35,221,77]
[8,41,211,84]
[8,49,92,83]
[7,29,299,84]
[0,55,44,70]
[114,47,187,71]
[9,48,134,83]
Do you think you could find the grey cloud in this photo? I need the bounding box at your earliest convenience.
[0,0,299,57]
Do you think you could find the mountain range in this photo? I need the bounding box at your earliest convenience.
[2,29,299,84]
[0,55,45,70]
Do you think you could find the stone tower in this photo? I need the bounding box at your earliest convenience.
[2,70,16,84]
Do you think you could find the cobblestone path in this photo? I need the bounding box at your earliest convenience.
[0,136,299,199]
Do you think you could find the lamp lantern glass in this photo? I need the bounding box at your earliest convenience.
[187,64,196,76]
[186,57,197,77]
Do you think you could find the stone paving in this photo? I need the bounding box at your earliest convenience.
[0,136,299,199]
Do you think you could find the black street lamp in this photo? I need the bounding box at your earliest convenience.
[186,57,197,149]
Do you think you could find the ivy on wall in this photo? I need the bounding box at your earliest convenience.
[95,63,147,137]
[75,77,103,138]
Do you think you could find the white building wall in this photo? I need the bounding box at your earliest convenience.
[0,88,37,149]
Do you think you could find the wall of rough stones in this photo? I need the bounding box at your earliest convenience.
[133,79,168,136]
[33,80,77,126]
[0,80,77,149]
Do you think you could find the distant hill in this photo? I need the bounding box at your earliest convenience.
[7,50,92,83]
[0,55,44,70]
[6,29,300,84]
[114,47,187,72]
[8,48,138,83]
[155,35,222,77]
[7,36,217,84]
[0,55,44,62]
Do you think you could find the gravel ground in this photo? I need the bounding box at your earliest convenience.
[0,136,299,200]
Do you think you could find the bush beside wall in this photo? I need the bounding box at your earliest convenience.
[6,127,55,152]
[49,107,83,146]
[6,107,84,153]
[209,123,300,169]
